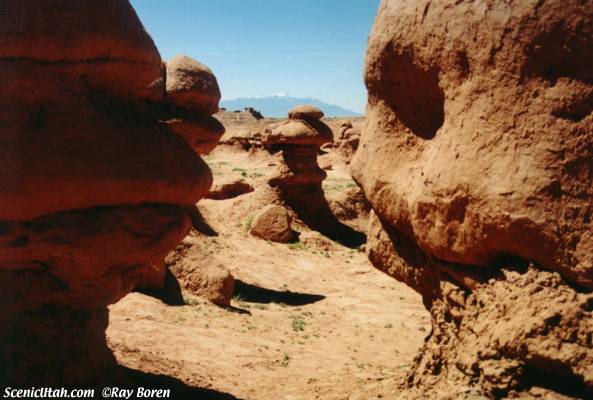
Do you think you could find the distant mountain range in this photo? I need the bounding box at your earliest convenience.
[220,95,362,118]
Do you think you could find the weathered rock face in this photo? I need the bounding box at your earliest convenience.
[413,267,593,399]
[353,0,593,397]
[0,0,165,102]
[338,120,353,139]
[0,0,215,385]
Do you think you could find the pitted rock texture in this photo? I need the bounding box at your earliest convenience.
[0,0,215,385]
[354,0,593,397]
[353,0,593,288]
[407,268,593,399]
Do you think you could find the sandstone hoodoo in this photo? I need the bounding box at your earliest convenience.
[0,0,217,385]
[136,54,224,293]
[249,205,293,243]
[264,106,332,208]
[352,0,593,397]
[264,106,365,246]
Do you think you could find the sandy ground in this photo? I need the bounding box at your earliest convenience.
[107,136,430,400]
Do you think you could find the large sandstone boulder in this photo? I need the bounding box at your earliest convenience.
[166,55,221,115]
[0,0,215,385]
[353,0,593,397]
[249,205,293,243]
[0,0,165,101]
[166,235,234,307]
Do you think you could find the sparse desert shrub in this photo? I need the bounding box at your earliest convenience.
[291,317,306,332]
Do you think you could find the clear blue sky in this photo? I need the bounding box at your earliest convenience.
[130,0,380,113]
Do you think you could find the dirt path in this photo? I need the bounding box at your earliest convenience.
[107,147,430,400]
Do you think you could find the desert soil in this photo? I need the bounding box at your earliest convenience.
[107,134,430,400]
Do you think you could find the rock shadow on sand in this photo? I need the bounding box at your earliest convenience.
[233,279,325,306]
[119,366,242,400]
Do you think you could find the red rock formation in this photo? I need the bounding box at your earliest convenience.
[160,54,225,155]
[165,234,235,307]
[288,105,325,120]
[264,106,331,212]
[335,122,361,163]
[206,178,254,200]
[166,55,221,115]
[263,106,365,247]
[249,205,294,243]
[0,0,216,385]
[353,0,593,397]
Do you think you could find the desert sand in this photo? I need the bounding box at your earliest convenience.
[108,120,431,400]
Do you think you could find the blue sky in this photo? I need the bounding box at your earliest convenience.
[130,0,380,113]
